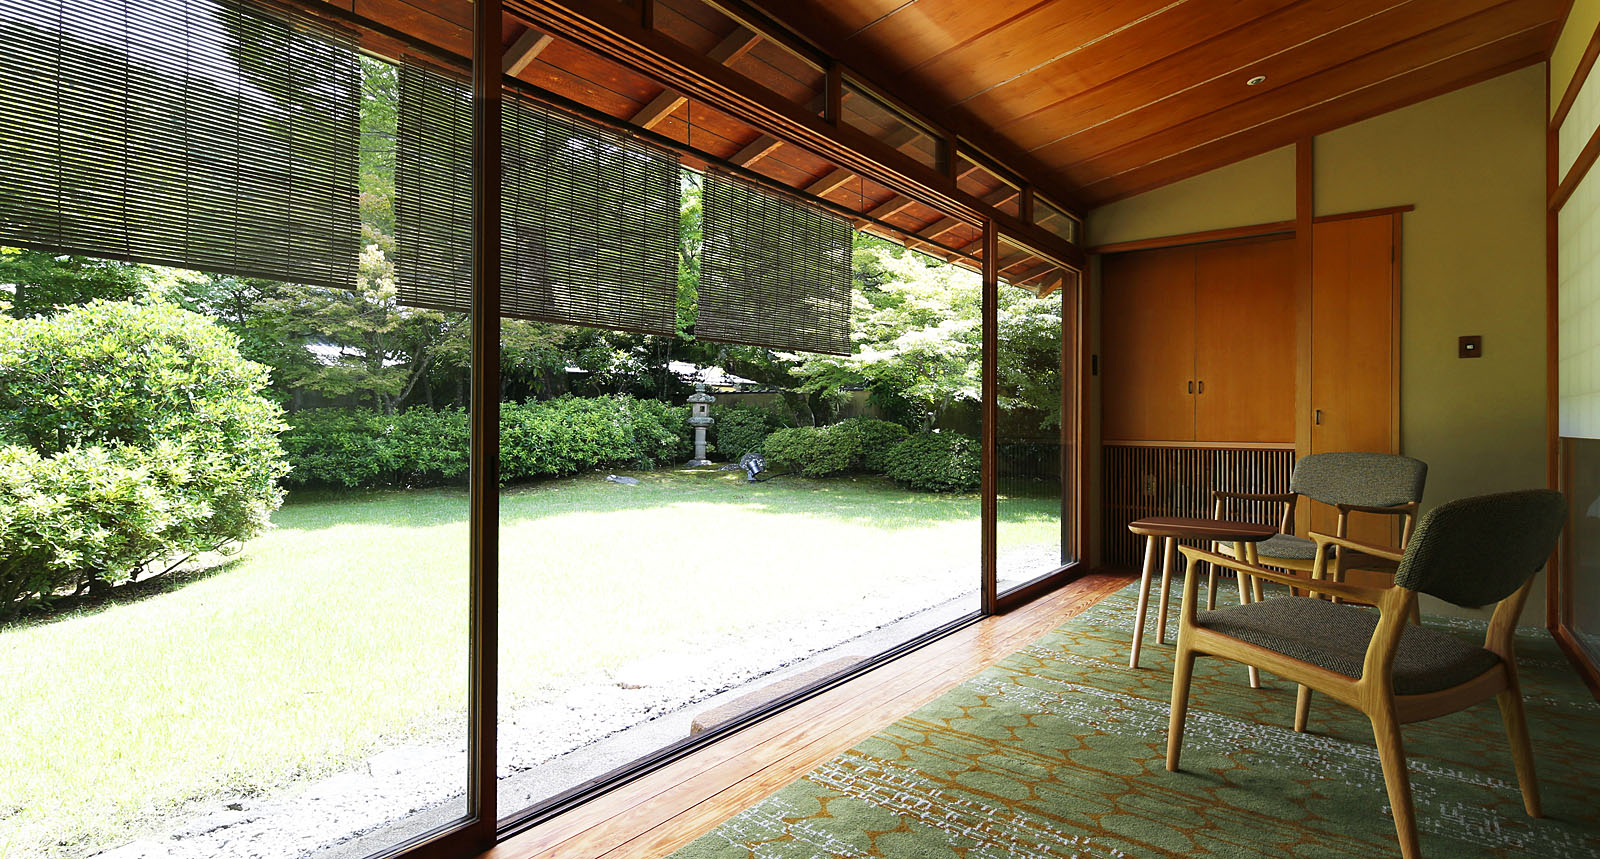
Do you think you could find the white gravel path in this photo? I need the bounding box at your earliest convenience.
[92,542,1063,859]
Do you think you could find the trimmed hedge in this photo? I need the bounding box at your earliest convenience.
[760,418,909,478]
[884,431,980,492]
[708,405,789,461]
[282,396,692,489]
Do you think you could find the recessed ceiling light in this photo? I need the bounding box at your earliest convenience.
[1247,75,1267,86]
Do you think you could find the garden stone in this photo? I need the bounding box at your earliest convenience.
[604,475,639,485]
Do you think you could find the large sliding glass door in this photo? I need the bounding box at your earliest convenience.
[0,1,1089,855]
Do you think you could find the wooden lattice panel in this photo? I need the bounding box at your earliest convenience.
[1102,445,1295,570]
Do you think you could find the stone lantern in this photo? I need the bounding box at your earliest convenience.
[687,383,715,466]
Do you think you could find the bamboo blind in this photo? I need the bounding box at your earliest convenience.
[1102,445,1296,569]
[394,61,682,335]
[0,0,362,289]
[697,169,853,355]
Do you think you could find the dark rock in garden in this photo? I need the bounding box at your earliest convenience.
[604,475,640,485]
[717,464,743,471]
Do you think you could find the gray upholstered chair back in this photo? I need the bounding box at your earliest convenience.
[1290,452,1428,507]
[1393,490,1567,608]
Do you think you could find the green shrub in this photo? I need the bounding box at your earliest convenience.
[281,396,690,489]
[710,406,789,461]
[761,418,909,477]
[281,409,398,488]
[0,300,288,614]
[762,427,846,477]
[885,431,980,492]
[833,417,910,472]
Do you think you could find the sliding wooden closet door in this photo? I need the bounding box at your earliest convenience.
[1194,238,1296,444]
[1101,247,1196,441]
[1309,213,1399,546]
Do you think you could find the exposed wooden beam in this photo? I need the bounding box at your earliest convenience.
[503,25,554,76]
[918,216,965,239]
[866,194,916,220]
[629,27,763,130]
[730,133,785,166]
[805,167,855,196]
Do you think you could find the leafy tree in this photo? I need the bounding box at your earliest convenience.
[0,247,148,318]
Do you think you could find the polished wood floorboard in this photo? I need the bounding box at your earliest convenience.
[482,571,1134,859]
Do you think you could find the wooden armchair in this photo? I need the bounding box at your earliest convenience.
[1208,452,1427,610]
[1164,489,1567,858]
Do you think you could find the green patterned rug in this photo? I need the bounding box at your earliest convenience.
[673,581,1600,858]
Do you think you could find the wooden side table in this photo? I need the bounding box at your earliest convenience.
[1126,516,1280,687]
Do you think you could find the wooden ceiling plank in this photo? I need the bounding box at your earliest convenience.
[842,0,1048,79]
[1055,4,1563,184]
[1024,0,1531,161]
[505,25,555,74]
[961,0,1300,137]
[1080,28,1550,204]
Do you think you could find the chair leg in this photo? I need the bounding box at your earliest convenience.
[1409,601,1422,626]
[1497,680,1543,817]
[1166,642,1197,772]
[1156,537,1176,645]
[1232,556,1260,688]
[1369,704,1422,859]
[1294,684,1313,733]
[1129,536,1158,669]
[1205,562,1218,611]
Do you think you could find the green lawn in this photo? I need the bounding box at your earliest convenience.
[0,469,1058,857]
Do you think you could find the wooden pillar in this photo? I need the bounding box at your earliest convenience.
[982,220,999,614]
[1293,138,1314,538]
[469,0,502,842]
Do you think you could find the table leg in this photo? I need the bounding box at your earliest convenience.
[1243,541,1262,689]
[1129,535,1158,669]
[1156,537,1178,644]
[1247,542,1265,602]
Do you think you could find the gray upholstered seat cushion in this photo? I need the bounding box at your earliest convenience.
[1217,533,1331,561]
[1195,597,1500,695]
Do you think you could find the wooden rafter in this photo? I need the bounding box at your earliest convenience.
[629,27,762,130]
[504,25,554,75]
[506,0,1083,270]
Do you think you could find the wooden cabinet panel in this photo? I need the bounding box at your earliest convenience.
[1194,238,1296,443]
[1309,214,1398,546]
[1101,248,1195,441]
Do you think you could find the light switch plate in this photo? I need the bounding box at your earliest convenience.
[1459,335,1482,358]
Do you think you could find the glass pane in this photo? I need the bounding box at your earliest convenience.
[842,80,942,171]
[0,51,469,857]
[996,239,1072,593]
[1569,438,1600,664]
[495,189,982,815]
[1035,197,1080,244]
[957,156,1022,219]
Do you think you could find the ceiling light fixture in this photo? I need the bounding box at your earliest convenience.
[1247,75,1267,86]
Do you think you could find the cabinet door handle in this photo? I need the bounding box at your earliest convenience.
[1187,380,1194,394]
[1197,380,1204,394]
[1315,409,1323,425]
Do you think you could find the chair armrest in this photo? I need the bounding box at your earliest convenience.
[1178,545,1391,604]
[1211,490,1297,503]
[1309,532,1404,563]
